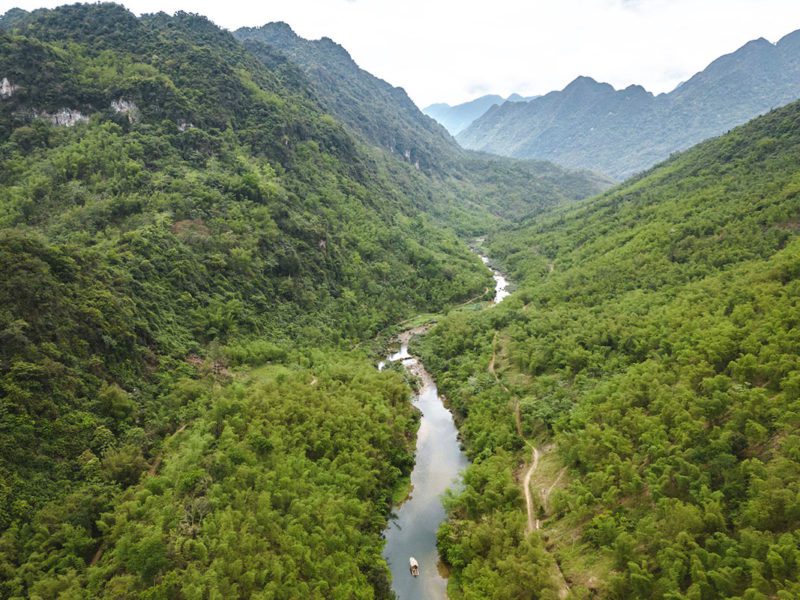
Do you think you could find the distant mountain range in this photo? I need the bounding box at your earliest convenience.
[423,93,536,135]
[457,29,800,179]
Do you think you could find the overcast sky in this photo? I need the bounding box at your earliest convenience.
[7,0,800,107]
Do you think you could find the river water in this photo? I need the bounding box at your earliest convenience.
[381,257,509,599]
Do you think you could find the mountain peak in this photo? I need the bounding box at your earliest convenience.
[622,84,652,97]
[0,7,29,30]
[249,21,299,44]
[506,93,532,103]
[777,27,800,50]
[263,21,295,34]
[742,36,774,50]
[562,76,613,94]
[568,75,599,86]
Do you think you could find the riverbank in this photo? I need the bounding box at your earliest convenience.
[381,254,511,599]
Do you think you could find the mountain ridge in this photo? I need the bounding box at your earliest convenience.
[422,93,535,135]
[234,22,612,232]
[458,28,800,179]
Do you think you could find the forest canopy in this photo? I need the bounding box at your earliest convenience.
[417,98,800,599]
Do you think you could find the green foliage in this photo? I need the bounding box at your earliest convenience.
[419,99,800,597]
[1,354,417,598]
[0,4,506,597]
[234,24,611,235]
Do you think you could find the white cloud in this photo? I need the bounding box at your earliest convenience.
[7,0,800,106]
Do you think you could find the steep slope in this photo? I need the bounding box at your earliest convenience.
[0,5,492,597]
[459,30,800,179]
[235,24,612,231]
[423,94,536,136]
[236,22,458,172]
[418,99,800,598]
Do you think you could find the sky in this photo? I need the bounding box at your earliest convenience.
[6,0,800,107]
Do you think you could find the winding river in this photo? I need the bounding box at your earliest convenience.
[382,256,509,600]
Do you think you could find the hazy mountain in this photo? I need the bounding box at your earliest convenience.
[458,30,800,179]
[505,93,537,103]
[423,93,536,135]
[423,95,504,135]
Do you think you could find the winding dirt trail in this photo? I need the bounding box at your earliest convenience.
[147,423,187,476]
[492,334,570,598]
[492,336,542,534]
[91,423,189,567]
[523,445,540,534]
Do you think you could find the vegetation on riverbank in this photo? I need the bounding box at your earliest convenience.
[0,5,497,596]
[418,99,800,598]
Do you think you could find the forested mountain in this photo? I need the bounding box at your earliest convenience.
[234,23,611,231]
[0,4,533,597]
[6,3,800,600]
[417,97,800,597]
[458,29,800,179]
[423,94,536,136]
[235,23,456,172]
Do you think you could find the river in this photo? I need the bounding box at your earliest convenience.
[381,256,509,599]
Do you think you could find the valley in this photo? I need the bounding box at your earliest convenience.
[382,250,510,600]
[1,3,799,600]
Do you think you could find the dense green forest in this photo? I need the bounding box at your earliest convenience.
[0,4,537,597]
[3,3,800,600]
[417,99,800,598]
[234,23,612,234]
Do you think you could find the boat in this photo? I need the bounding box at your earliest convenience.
[409,556,419,577]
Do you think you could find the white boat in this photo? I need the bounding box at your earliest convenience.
[409,556,419,577]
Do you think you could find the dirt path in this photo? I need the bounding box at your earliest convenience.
[492,336,538,532]
[147,423,187,476]
[523,444,540,534]
[542,467,567,512]
[492,334,570,597]
[89,542,107,566]
[90,423,190,567]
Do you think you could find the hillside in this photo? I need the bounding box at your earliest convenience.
[423,94,536,136]
[458,30,800,179]
[417,98,800,598]
[234,23,611,231]
[235,22,461,171]
[0,4,499,597]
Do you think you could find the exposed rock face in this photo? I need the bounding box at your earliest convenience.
[37,108,89,126]
[1,77,19,98]
[111,98,140,123]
